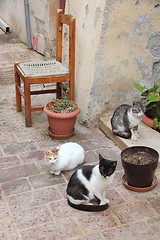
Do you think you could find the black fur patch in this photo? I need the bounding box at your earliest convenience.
[81,165,94,180]
[67,170,89,200]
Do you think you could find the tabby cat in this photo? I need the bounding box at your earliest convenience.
[111,101,145,140]
[44,142,85,175]
[66,154,117,212]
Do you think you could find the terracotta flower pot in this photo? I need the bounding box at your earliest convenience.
[44,101,80,139]
[142,115,160,130]
[121,146,159,191]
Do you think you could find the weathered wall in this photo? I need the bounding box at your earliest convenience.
[0,0,59,55]
[0,0,27,41]
[66,0,160,126]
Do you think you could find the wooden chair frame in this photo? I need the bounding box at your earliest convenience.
[14,9,76,127]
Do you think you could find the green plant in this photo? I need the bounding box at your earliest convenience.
[133,80,160,128]
[47,97,77,113]
[133,80,160,129]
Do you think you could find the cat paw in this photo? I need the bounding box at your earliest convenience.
[50,170,60,175]
[101,199,109,205]
[135,132,139,138]
[131,135,137,141]
[54,171,61,175]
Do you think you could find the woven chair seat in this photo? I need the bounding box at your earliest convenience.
[19,60,69,77]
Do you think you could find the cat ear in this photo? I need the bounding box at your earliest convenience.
[99,154,104,161]
[112,161,117,168]
[56,145,61,151]
[132,100,136,106]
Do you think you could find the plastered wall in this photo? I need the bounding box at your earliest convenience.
[0,0,59,55]
[66,0,160,126]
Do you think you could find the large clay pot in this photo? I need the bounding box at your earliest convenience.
[44,101,80,139]
[142,115,160,130]
[121,146,159,189]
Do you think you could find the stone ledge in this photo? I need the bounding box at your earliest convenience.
[99,114,160,157]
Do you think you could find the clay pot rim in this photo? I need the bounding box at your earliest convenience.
[44,101,80,119]
[122,174,157,192]
[121,146,159,166]
[142,114,160,130]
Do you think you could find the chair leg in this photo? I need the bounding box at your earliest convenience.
[14,67,22,112]
[69,76,74,101]
[56,83,62,99]
[24,81,32,127]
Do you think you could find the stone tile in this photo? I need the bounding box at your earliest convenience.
[20,219,81,240]
[75,210,117,234]
[73,234,103,240]
[0,164,40,182]
[0,155,21,168]
[0,218,19,240]
[62,168,76,181]
[79,138,117,152]
[150,181,160,196]
[36,138,61,148]
[113,170,124,187]
[28,173,65,189]
[8,186,61,210]
[3,142,37,155]
[1,178,31,196]
[69,124,105,142]
[13,205,53,229]
[148,196,160,214]
[106,187,125,206]
[56,183,68,199]
[102,221,156,240]
[35,160,50,174]
[147,216,160,240]
[50,200,117,234]
[0,130,17,144]
[113,201,156,224]
[19,150,44,163]
[115,184,154,202]
[84,150,98,164]
[0,200,9,220]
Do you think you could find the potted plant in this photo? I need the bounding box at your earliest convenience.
[133,80,160,130]
[121,146,159,192]
[44,97,80,139]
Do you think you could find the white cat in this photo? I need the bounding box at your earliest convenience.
[44,142,85,175]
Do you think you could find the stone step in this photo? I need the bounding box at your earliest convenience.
[99,114,160,158]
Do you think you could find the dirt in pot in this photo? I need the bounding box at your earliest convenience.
[123,152,155,165]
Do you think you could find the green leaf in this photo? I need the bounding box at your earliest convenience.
[153,118,159,129]
[133,82,146,93]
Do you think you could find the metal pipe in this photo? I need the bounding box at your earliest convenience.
[0,18,11,33]
[24,0,32,48]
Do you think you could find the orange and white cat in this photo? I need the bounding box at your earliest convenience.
[44,142,85,175]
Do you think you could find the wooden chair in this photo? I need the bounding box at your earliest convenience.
[14,9,76,127]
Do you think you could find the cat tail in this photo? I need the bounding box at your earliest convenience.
[112,129,131,139]
[67,199,109,212]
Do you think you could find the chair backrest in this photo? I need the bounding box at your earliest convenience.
[56,9,76,76]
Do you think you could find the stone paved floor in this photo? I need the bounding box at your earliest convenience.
[0,32,160,240]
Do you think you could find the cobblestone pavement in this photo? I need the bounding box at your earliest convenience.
[0,32,160,240]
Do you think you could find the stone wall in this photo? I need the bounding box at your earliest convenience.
[66,0,160,126]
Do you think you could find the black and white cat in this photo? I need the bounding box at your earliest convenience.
[111,101,145,140]
[66,154,117,212]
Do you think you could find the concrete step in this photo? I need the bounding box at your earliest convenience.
[99,113,160,158]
